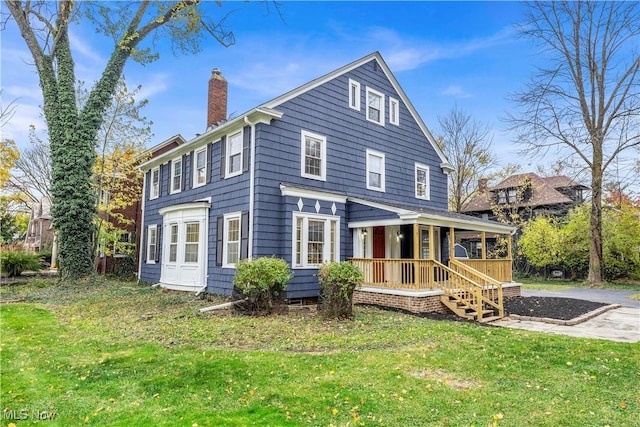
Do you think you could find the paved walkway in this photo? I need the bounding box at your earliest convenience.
[496,288,640,343]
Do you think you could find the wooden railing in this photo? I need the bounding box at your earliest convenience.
[456,259,512,282]
[449,259,504,318]
[348,258,437,290]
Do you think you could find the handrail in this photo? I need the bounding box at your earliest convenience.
[432,260,502,321]
[449,259,502,287]
[447,259,504,318]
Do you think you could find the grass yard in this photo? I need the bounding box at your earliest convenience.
[1,278,639,426]
[517,277,640,292]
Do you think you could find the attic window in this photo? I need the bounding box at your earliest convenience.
[507,189,517,203]
[389,97,399,126]
[348,79,360,111]
[497,190,507,204]
[366,87,385,126]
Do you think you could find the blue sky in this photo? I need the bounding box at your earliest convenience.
[2,1,538,168]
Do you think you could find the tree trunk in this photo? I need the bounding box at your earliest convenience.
[587,156,604,284]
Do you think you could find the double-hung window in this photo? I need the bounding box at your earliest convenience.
[366,149,385,192]
[227,131,243,177]
[223,213,241,267]
[171,157,182,193]
[168,223,178,263]
[301,130,326,181]
[415,163,430,200]
[184,222,200,263]
[349,79,361,111]
[389,97,399,126]
[193,147,207,187]
[366,87,385,125]
[147,225,157,263]
[293,213,339,268]
[150,167,160,199]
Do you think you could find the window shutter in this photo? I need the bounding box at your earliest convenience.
[166,161,172,195]
[242,125,250,173]
[206,143,212,184]
[145,171,151,200]
[216,215,224,266]
[141,227,147,262]
[240,211,249,259]
[155,225,162,262]
[183,154,189,190]
[219,136,226,179]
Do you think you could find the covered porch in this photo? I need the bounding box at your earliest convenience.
[347,200,516,321]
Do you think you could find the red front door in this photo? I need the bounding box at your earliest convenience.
[373,226,385,282]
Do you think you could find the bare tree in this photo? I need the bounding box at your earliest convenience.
[508,1,640,284]
[437,106,497,212]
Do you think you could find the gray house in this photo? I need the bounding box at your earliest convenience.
[138,52,516,320]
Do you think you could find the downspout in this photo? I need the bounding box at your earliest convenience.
[137,169,147,281]
[244,116,256,258]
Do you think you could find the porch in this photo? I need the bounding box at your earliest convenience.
[348,219,517,322]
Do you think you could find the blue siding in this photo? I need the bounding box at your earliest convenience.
[141,55,449,299]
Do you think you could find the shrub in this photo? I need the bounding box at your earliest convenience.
[318,261,363,319]
[112,256,136,281]
[233,257,293,314]
[0,250,41,277]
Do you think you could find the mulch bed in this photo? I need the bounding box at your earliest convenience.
[504,296,608,321]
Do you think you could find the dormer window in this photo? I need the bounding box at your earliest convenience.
[497,190,507,204]
[507,188,517,203]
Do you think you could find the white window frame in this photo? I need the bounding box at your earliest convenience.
[170,157,183,194]
[193,147,207,188]
[389,97,399,126]
[292,212,340,269]
[146,225,157,263]
[366,149,385,192]
[226,130,243,178]
[348,79,361,111]
[366,87,385,126]
[415,163,430,200]
[150,166,160,199]
[223,212,242,268]
[168,223,178,263]
[184,222,200,263]
[300,130,327,181]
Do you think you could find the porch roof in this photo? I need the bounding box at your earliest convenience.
[347,197,515,234]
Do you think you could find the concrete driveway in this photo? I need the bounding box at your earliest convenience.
[496,287,640,343]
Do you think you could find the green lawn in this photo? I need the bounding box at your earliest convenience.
[1,278,638,426]
[517,276,640,291]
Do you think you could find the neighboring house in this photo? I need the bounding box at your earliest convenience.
[24,198,53,253]
[138,52,517,321]
[462,173,588,222]
[96,135,186,275]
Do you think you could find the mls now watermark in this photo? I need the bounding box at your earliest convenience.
[3,408,57,421]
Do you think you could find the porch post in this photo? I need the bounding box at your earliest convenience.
[449,227,455,265]
[481,231,486,260]
[428,225,434,260]
[413,223,421,287]
[507,233,512,260]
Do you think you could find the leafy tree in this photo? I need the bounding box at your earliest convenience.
[508,1,640,284]
[436,106,497,212]
[4,1,238,280]
[518,216,561,277]
[0,139,19,189]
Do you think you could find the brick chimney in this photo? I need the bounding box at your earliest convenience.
[478,178,488,193]
[207,68,227,129]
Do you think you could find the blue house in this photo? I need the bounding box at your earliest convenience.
[138,52,517,320]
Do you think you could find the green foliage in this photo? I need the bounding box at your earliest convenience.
[233,257,293,314]
[518,216,561,271]
[112,255,137,280]
[317,261,363,319]
[0,250,41,277]
[603,204,640,280]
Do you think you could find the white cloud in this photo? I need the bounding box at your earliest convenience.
[440,84,472,99]
[130,73,170,101]
[1,102,45,146]
[68,31,106,64]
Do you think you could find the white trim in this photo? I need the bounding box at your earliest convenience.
[245,116,256,258]
[192,147,207,188]
[347,196,414,215]
[225,129,243,179]
[415,163,430,200]
[138,171,148,278]
[300,130,327,181]
[150,166,160,200]
[348,78,361,111]
[366,149,385,192]
[223,212,242,268]
[159,201,212,216]
[170,156,183,194]
[365,86,385,126]
[280,184,347,203]
[292,211,340,269]
[146,225,157,264]
[389,97,399,126]
[358,286,444,298]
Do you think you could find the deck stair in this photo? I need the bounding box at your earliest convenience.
[433,260,504,323]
